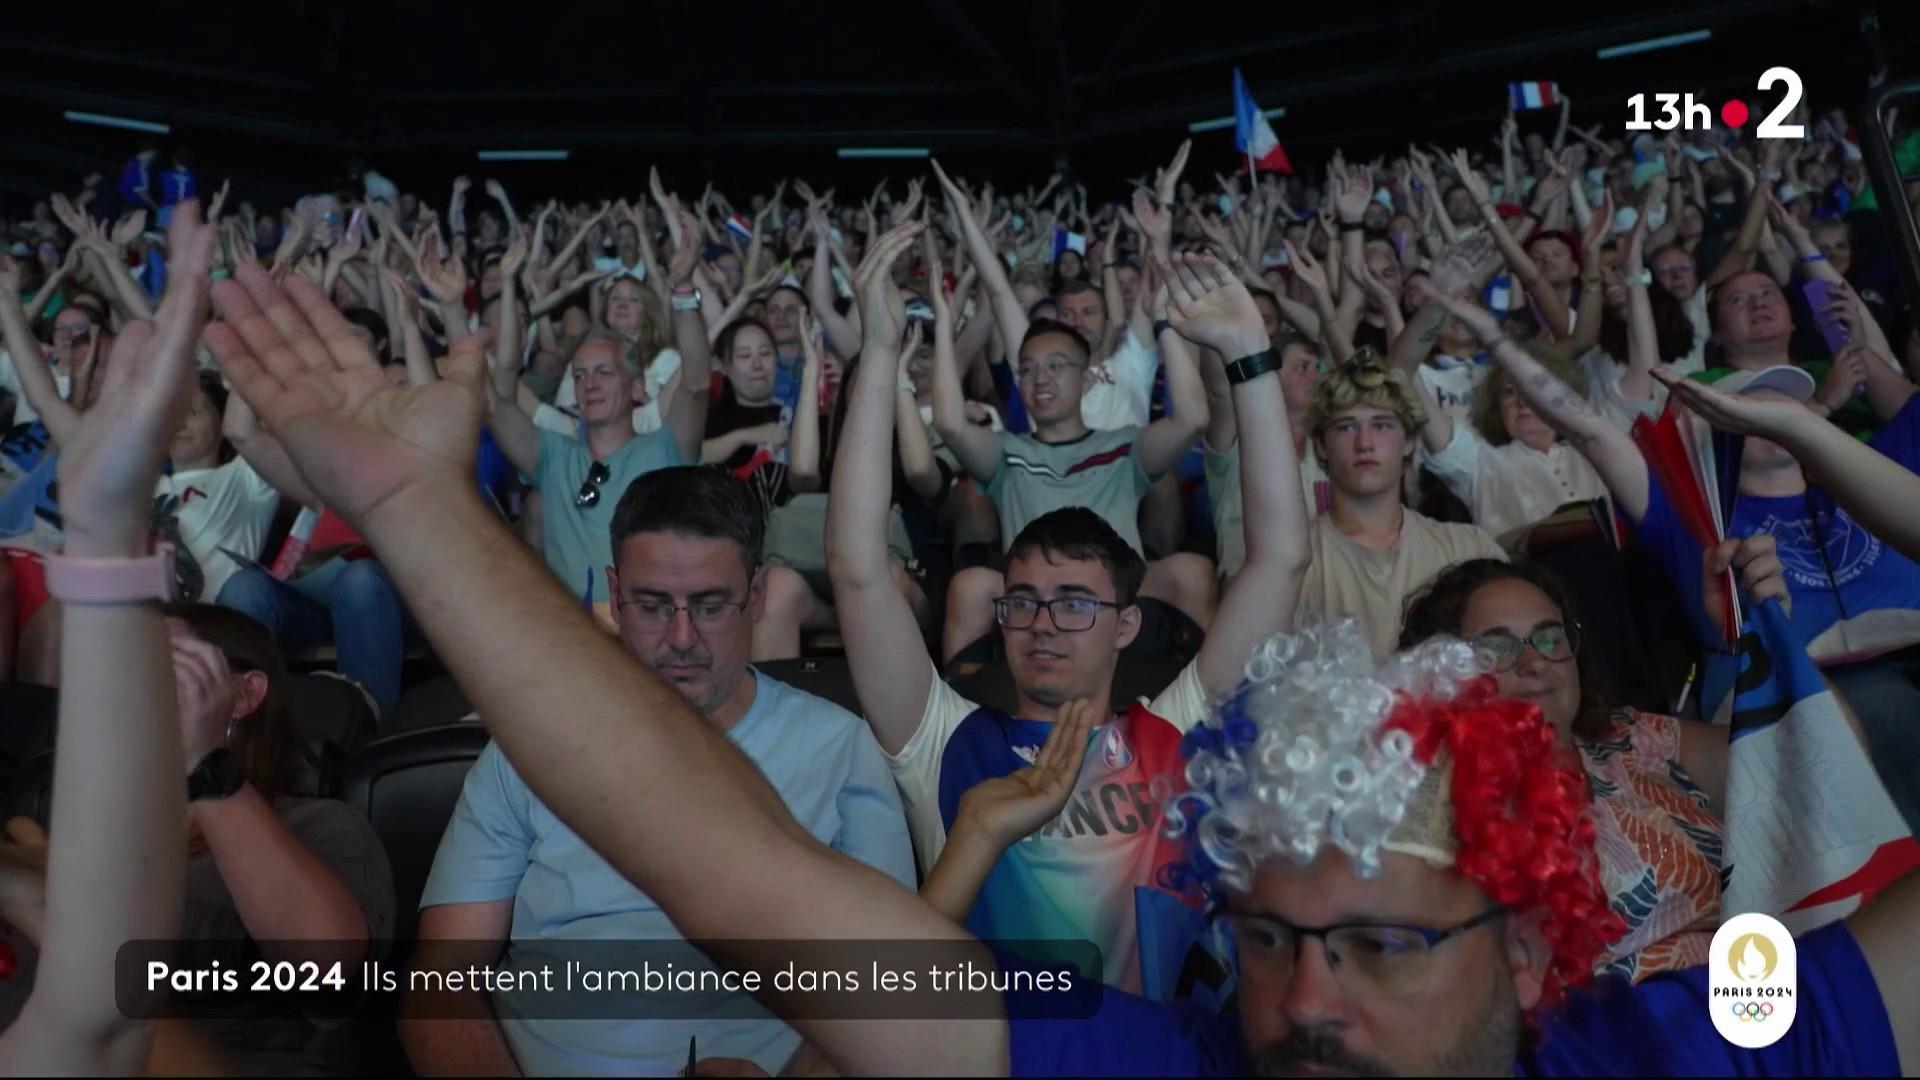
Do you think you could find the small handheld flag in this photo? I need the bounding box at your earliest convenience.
[1051,228,1086,260]
[1508,81,1561,111]
[1233,68,1292,175]
[724,214,753,242]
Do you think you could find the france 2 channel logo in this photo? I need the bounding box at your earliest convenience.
[1626,67,1805,138]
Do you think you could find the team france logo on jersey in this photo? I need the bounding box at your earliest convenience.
[1102,725,1133,770]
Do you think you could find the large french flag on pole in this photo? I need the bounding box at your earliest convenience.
[1508,81,1561,110]
[1233,68,1292,174]
[1721,596,1920,933]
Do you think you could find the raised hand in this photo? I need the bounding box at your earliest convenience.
[1153,140,1193,206]
[110,209,148,248]
[1581,190,1615,257]
[207,179,231,224]
[1449,149,1491,206]
[928,159,974,221]
[500,223,530,280]
[58,201,215,554]
[854,221,924,357]
[1284,240,1330,297]
[953,698,1095,847]
[1651,366,1822,443]
[203,263,491,532]
[414,232,469,304]
[484,178,509,204]
[1426,234,1498,298]
[1130,188,1171,254]
[452,176,472,197]
[1416,276,1502,339]
[1331,163,1373,224]
[1158,251,1269,357]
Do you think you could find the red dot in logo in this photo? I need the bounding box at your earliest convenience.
[1721,99,1750,129]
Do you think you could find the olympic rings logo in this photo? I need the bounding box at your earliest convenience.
[1729,1001,1775,1022]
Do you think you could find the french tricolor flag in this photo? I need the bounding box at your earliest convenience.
[1233,68,1292,175]
[1508,81,1560,111]
[724,214,753,242]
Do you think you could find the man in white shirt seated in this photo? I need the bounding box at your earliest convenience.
[402,467,914,1076]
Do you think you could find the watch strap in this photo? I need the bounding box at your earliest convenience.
[46,543,178,604]
[1151,319,1175,341]
[1224,347,1283,386]
[187,748,246,802]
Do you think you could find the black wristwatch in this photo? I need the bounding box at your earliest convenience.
[1224,347,1282,385]
[1152,318,1175,341]
[187,748,247,802]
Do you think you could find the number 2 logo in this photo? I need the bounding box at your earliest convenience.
[1756,67,1804,139]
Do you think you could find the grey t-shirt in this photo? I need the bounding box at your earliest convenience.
[0,798,395,1077]
[985,427,1151,555]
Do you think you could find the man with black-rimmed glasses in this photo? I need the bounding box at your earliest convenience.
[403,466,911,1076]
[826,237,1312,994]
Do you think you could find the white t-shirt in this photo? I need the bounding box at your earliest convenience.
[886,660,1208,991]
[1424,422,1609,542]
[1416,356,1490,424]
[1079,328,1161,432]
[155,458,279,602]
[539,348,682,437]
[0,350,70,428]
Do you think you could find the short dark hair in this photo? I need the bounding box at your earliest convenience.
[765,284,809,311]
[1019,318,1092,362]
[1398,558,1614,740]
[609,466,765,573]
[1054,276,1102,304]
[1006,507,1146,606]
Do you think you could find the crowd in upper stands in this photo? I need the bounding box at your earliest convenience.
[0,76,1917,1077]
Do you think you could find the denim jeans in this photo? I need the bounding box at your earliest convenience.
[216,558,419,718]
[1824,657,1920,836]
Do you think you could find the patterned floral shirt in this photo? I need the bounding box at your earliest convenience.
[1577,709,1723,981]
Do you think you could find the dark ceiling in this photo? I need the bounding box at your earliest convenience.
[0,0,1912,208]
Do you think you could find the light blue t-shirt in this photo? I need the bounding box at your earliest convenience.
[419,671,916,1077]
[533,427,684,602]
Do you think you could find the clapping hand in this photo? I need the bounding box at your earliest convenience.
[59,201,215,555]
[952,698,1096,848]
[1159,252,1269,358]
[203,263,492,532]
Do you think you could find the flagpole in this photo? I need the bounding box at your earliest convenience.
[1245,146,1256,194]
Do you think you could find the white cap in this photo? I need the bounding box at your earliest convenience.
[1714,364,1816,400]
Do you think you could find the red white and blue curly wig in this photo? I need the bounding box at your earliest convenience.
[1156,620,1626,1009]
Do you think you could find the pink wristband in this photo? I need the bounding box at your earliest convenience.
[45,544,178,604]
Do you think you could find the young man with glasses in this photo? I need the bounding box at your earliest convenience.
[487,323,708,609]
[403,466,912,1076]
[934,314,1219,671]
[829,239,1311,993]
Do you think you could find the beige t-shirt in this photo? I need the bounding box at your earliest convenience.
[1298,509,1507,656]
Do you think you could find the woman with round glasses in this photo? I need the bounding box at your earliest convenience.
[1400,557,1737,982]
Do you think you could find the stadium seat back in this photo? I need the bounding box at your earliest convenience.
[343,724,491,946]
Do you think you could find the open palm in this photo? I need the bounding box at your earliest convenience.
[204,265,487,532]
[954,699,1096,847]
[58,203,214,552]
[1162,252,1266,355]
